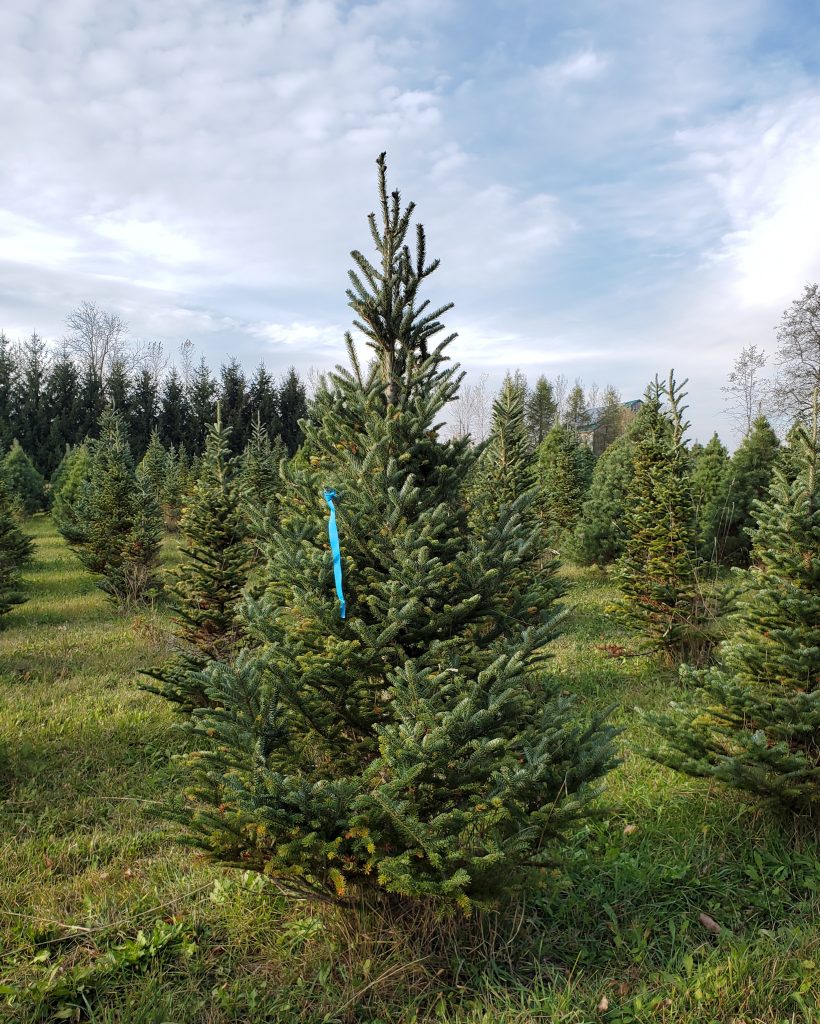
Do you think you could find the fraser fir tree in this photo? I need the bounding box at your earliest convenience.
[0,478,33,622]
[691,432,729,554]
[615,375,709,663]
[52,445,92,543]
[702,417,779,567]
[1,441,45,515]
[60,410,162,606]
[535,423,594,548]
[175,153,617,909]
[239,413,286,530]
[279,366,308,455]
[569,430,636,566]
[143,410,250,710]
[137,430,170,508]
[525,375,557,447]
[648,401,820,808]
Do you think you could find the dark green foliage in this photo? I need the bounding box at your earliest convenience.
[648,405,820,809]
[279,366,308,455]
[569,432,635,566]
[702,417,779,567]
[525,375,557,447]
[15,332,50,473]
[78,368,106,440]
[143,413,250,710]
[175,154,617,909]
[106,359,132,417]
[0,477,33,621]
[43,353,80,477]
[248,362,280,437]
[186,358,217,453]
[0,332,16,452]
[130,369,159,458]
[615,375,710,663]
[239,414,285,523]
[536,423,594,548]
[1,440,45,514]
[220,360,249,453]
[136,430,169,507]
[158,368,189,449]
[58,410,162,606]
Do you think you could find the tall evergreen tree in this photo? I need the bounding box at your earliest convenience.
[691,433,730,557]
[702,416,779,567]
[130,368,160,458]
[240,413,285,518]
[525,374,557,448]
[469,376,534,520]
[52,445,92,543]
[137,430,170,510]
[594,385,626,455]
[172,153,617,908]
[569,433,635,566]
[0,477,33,622]
[15,332,50,472]
[1,441,45,515]
[187,358,217,453]
[248,362,280,437]
[648,401,820,809]
[563,382,587,435]
[106,358,132,417]
[615,375,709,663]
[278,366,308,455]
[44,352,81,476]
[158,367,189,449]
[219,359,249,453]
[536,423,594,548]
[0,332,18,452]
[78,367,105,440]
[143,411,250,710]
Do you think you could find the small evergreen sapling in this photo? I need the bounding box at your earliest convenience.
[615,375,710,663]
[647,399,820,809]
[1,440,45,515]
[0,477,33,621]
[174,154,618,909]
[143,411,250,710]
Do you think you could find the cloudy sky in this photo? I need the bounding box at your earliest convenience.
[2,0,819,441]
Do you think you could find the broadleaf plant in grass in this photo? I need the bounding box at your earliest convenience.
[647,397,820,809]
[143,409,251,711]
[176,153,618,909]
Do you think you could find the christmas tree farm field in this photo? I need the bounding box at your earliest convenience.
[0,518,817,1023]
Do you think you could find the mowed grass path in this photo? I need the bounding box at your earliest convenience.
[0,519,817,1022]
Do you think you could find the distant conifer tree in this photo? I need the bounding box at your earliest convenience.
[0,477,33,622]
[536,423,594,548]
[1,441,45,515]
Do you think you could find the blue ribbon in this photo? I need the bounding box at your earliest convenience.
[323,489,346,619]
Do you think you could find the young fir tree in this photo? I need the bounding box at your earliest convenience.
[535,423,594,549]
[60,410,163,606]
[143,410,251,710]
[0,478,33,622]
[615,375,709,663]
[647,401,820,809]
[173,153,617,909]
[525,375,557,448]
[702,416,779,567]
[53,444,94,543]
[162,445,190,532]
[240,413,286,514]
[1,440,45,515]
[691,432,730,556]
[569,432,634,566]
[137,430,170,509]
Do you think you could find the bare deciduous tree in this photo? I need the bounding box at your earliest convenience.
[551,373,569,424]
[722,344,768,438]
[64,301,128,380]
[179,338,195,389]
[451,372,491,441]
[773,283,820,422]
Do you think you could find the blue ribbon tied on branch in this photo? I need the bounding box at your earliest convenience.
[323,489,346,619]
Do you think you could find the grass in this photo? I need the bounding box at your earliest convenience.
[0,518,817,1022]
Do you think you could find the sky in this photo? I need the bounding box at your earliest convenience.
[1,0,819,442]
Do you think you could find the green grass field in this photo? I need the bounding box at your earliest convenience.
[1,517,817,1023]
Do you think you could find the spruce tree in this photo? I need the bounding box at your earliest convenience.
[279,367,308,455]
[158,367,189,449]
[469,376,535,521]
[525,375,557,447]
[15,332,50,473]
[219,360,250,453]
[0,332,17,453]
[240,414,285,521]
[130,368,159,458]
[615,375,709,663]
[60,411,162,606]
[143,410,250,710]
[0,477,33,621]
[536,423,594,548]
[702,416,779,567]
[173,153,617,908]
[647,402,820,808]
[52,445,92,543]
[569,432,634,566]
[691,433,730,557]
[44,352,81,477]
[248,362,280,437]
[137,430,170,509]
[1,441,45,515]
[186,358,217,453]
